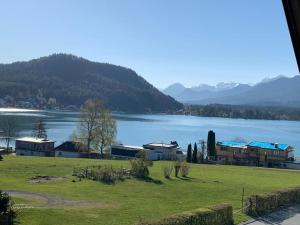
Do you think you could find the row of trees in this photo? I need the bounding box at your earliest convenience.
[187,104,300,121]
[186,130,216,163]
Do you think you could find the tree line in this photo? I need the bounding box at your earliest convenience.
[186,104,300,121]
[186,130,216,163]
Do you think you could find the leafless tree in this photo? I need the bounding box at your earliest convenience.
[0,117,18,150]
[76,99,117,157]
[32,119,47,139]
[93,109,116,158]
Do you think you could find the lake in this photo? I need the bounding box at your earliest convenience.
[0,108,300,155]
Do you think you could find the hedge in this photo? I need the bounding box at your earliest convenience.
[138,203,233,225]
[246,186,300,216]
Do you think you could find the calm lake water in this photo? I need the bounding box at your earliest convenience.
[0,108,300,155]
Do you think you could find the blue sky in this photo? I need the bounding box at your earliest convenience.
[0,0,298,88]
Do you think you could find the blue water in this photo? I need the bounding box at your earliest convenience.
[1,109,300,155]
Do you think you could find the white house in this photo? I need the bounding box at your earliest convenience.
[143,142,182,160]
[54,141,85,158]
[111,141,183,161]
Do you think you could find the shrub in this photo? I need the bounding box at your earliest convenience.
[163,163,173,179]
[73,165,130,184]
[180,162,190,177]
[245,186,300,216]
[130,158,153,179]
[0,155,3,161]
[138,203,233,225]
[174,161,181,177]
[0,191,16,224]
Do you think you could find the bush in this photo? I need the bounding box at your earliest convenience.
[246,186,300,216]
[73,165,130,184]
[138,203,233,225]
[174,161,181,177]
[180,162,190,177]
[130,158,153,179]
[0,155,3,161]
[0,191,16,224]
[163,163,173,179]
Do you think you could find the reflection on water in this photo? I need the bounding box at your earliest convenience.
[0,109,300,155]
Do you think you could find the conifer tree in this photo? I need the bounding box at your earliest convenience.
[192,142,198,163]
[186,144,192,163]
[207,130,216,159]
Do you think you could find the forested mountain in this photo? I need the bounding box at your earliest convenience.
[0,54,183,113]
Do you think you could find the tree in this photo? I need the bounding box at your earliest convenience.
[207,130,216,159]
[0,117,17,150]
[76,99,116,157]
[0,191,16,222]
[93,109,117,158]
[186,144,192,163]
[32,119,47,139]
[200,140,206,163]
[192,142,198,163]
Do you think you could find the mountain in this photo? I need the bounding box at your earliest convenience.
[0,54,183,113]
[186,76,300,107]
[163,82,249,102]
[163,83,186,98]
[163,76,300,108]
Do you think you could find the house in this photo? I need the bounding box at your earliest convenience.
[54,141,86,158]
[15,137,55,156]
[143,141,181,160]
[216,140,294,166]
[111,141,183,161]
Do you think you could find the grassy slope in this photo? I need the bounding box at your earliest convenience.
[0,156,300,225]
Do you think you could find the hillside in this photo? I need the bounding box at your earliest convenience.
[0,54,183,113]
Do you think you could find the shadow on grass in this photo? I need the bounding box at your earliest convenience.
[137,177,163,185]
[177,176,195,181]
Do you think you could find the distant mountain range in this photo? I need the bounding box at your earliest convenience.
[0,54,182,113]
[163,75,300,107]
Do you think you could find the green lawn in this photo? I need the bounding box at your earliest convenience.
[1,156,300,225]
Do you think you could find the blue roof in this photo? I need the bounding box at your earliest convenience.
[217,141,247,148]
[247,141,288,151]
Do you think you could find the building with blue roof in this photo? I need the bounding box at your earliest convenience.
[216,140,294,167]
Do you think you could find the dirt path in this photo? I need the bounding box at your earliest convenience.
[6,190,111,209]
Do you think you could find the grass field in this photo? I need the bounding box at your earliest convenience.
[1,156,300,225]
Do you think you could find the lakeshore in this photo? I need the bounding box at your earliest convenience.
[0,108,299,156]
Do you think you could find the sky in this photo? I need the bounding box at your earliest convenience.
[0,0,299,88]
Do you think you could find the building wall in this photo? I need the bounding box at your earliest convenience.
[216,145,290,164]
[16,149,50,157]
[15,140,54,151]
[55,151,81,158]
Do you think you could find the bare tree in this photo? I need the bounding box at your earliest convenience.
[0,117,18,150]
[76,99,117,156]
[32,119,47,139]
[93,109,116,158]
